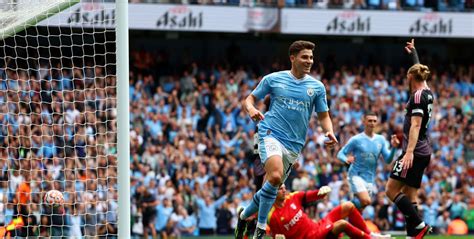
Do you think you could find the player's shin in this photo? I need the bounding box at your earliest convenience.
[344,223,370,239]
[256,182,278,229]
[393,193,423,230]
[412,202,420,217]
[348,206,371,234]
[241,194,260,220]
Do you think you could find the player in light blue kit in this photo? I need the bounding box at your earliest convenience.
[337,112,400,211]
[235,40,338,239]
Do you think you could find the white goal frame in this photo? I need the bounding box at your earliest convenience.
[116,0,130,238]
[1,0,130,237]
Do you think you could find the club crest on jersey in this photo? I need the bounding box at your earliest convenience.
[307,88,315,97]
[377,144,382,150]
[290,203,297,210]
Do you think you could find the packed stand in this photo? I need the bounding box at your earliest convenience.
[129,0,474,11]
[0,64,118,237]
[127,49,473,237]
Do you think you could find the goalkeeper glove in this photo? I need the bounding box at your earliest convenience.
[317,186,331,197]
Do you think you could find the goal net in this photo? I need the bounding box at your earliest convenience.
[0,0,118,238]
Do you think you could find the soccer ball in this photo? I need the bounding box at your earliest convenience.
[44,190,64,207]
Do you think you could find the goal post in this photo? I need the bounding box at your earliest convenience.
[0,0,129,237]
[116,0,130,238]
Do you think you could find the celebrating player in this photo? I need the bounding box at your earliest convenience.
[385,39,434,238]
[236,40,338,239]
[337,112,399,210]
[267,184,390,239]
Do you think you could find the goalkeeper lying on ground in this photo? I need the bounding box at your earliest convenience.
[266,185,391,239]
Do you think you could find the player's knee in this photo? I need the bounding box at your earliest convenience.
[401,186,416,199]
[384,189,392,200]
[343,201,355,210]
[267,171,283,186]
[385,179,404,200]
[334,219,348,229]
[385,186,396,200]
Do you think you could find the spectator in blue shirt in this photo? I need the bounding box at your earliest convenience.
[155,197,173,238]
[422,196,439,227]
[176,207,197,236]
[195,191,229,235]
[450,195,468,219]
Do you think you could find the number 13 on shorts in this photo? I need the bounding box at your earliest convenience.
[392,160,403,176]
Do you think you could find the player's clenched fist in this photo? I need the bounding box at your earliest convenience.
[324,132,338,148]
[317,186,331,196]
[249,108,265,121]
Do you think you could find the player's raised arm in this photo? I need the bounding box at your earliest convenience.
[309,186,332,202]
[405,39,420,64]
[295,186,332,206]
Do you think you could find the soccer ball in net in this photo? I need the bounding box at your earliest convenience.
[44,190,64,207]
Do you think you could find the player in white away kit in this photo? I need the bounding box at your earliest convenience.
[235,40,338,239]
[337,112,400,211]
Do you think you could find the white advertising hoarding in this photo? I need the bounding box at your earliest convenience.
[281,9,474,38]
[135,4,248,32]
[38,3,261,32]
[38,2,115,28]
[38,3,474,38]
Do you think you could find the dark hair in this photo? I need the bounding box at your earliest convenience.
[288,40,315,57]
[364,111,377,118]
[408,63,431,82]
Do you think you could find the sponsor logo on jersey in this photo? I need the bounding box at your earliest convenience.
[275,96,311,112]
[283,209,303,231]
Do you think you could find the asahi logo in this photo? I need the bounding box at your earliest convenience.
[67,3,115,26]
[326,11,370,33]
[157,6,203,29]
[409,13,452,35]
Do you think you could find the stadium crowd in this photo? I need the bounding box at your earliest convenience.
[0,47,472,238]
[0,63,118,237]
[129,0,474,12]
[126,49,473,237]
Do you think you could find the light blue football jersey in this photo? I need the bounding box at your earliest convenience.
[251,70,328,153]
[337,133,395,183]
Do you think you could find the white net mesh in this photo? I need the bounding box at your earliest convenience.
[0,0,81,39]
[0,0,117,238]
